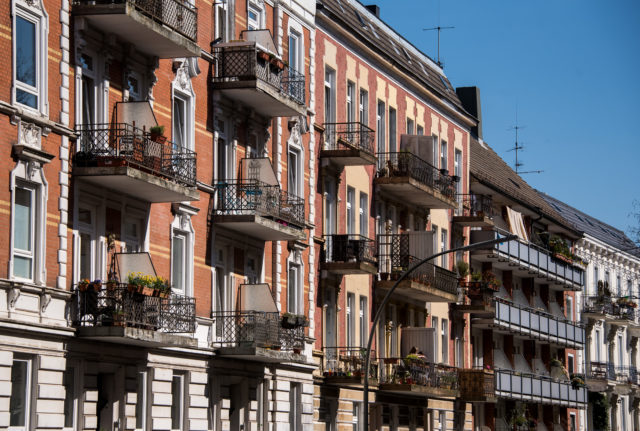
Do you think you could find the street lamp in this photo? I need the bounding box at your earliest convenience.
[362,233,518,431]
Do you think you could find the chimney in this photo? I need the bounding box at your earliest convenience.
[455,86,483,139]
[365,4,380,18]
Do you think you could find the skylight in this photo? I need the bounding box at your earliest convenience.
[354,10,367,28]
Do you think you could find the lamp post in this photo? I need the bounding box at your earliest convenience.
[362,233,518,431]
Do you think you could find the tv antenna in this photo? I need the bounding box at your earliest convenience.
[506,112,543,175]
[423,26,455,67]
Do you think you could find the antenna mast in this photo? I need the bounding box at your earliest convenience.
[423,26,455,67]
[507,111,543,175]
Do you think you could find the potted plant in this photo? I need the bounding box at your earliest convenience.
[571,374,585,388]
[91,279,102,292]
[149,125,166,144]
[257,50,270,62]
[482,270,502,291]
[106,278,118,292]
[456,260,469,280]
[295,314,309,327]
[282,312,297,328]
[78,278,90,292]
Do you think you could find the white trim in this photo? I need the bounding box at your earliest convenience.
[287,251,304,314]
[171,211,194,296]
[287,18,305,74]
[8,357,32,431]
[171,60,196,152]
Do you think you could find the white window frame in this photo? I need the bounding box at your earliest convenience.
[172,61,196,152]
[440,139,448,170]
[359,192,368,237]
[432,316,439,362]
[62,366,78,431]
[12,0,48,114]
[76,203,97,282]
[359,89,368,126]
[388,107,397,153]
[441,228,448,268]
[377,100,385,154]
[12,183,36,282]
[171,373,186,431]
[347,292,355,347]
[135,370,148,431]
[324,67,336,124]
[126,70,144,102]
[9,357,32,431]
[441,319,448,364]
[288,25,304,74]
[215,0,228,41]
[10,161,47,285]
[347,81,356,124]
[288,145,302,198]
[247,0,265,30]
[359,295,367,348]
[289,382,302,431]
[347,187,355,235]
[215,117,233,182]
[171,211,195,296]
[287,259,303,314]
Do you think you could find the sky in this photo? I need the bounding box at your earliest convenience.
[374,0,640,236]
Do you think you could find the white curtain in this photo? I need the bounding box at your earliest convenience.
[506,206,528,241]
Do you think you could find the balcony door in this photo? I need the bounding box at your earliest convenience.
[76,203,98,283]
[325,287,337,349]
[324,178,336,259]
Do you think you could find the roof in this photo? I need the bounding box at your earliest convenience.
[470,137,579,235]
[316,0,469,116]
[541,193,640,258]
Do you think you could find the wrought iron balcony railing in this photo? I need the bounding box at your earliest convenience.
[322,347,378,380]
[214,180,305,228]
[375,152,456,200]
[323,234,376,265]
[322,122,375,155]
[492,297,585,349]
[377,233,458,296]
[586,362,639,385]
[583,296,639,322]
[211,311,305,351]
[74,123,197,187]
[72,0,198,41]
[71,284,196,333]
[378,357,458,393]
[213,44,305,105]
[471,228,585,288]
[495,368,587,408]
[458,193,493,218]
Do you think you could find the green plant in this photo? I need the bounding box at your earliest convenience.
[455,260,469,278]
[589,392,610,431]
[550,358,563,368]
[482,270,501,289]
[149,125,165,136]
[470,271,482,282]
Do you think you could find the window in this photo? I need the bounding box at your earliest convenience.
[432,317,439,361]
[288,146,302,198]
[594,329,601,362]
[13,184,36,280]
[347,81,356,124]
[377,101,385,155]
[172,94,187,150]
[324,67,336,124]
[324,178,336,235]
[352,403,361,431]
[347,187,355,235]
[359,192,368,237]
[288,262,302,314]
[417,125,424,135]
[432,224,439,256]
[13,0,47,113]
[432,135,439,165]
[171,373,185,431]
[389,107,397,153]
[10,358,31,430]
[620,398,626,431]
[441,319,448,364]
[441,229,448,268]
[359,89,368,126]
[325,287,337,348]
[593,266,599,295]
[216,118,231,181]
[569,413,576,431]
[568,354,574,375]
[289,30,302,73]
[289,383,302,431]
[247,1,264,30]
[618,334,624,366]
[359,296,367,348]
[628,279,633,298]
[347,293,355,347]
[214,0,227,41]
[440,139,448,170]
[407,118,414,135]
[439,411,446,431]
[566,296,573,321]
[63,368,76,431]
[80,52,98,125]
[136,371,148,431]
[617,275,622,296]
[389,304,397,356]
[126,71,143,102]
[454,149,462,195]
[172,230,186,293]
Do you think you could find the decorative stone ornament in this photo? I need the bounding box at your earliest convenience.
[18,121,42,149]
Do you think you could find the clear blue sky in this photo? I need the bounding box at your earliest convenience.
[374,0,640,235]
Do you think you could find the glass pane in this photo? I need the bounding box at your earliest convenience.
[63,369,74,428]
[16,16,36,87]
[136,372,146,429]
[173,97,186,149]
[78,208,92,225]
[10,360,28,427]
[171,375,182,430]
[82,76,95,126]
[172,235,185,291]
[14,187,32,252]
[16,89,37,108]
[14,256,32,279]
[80,233,92,280]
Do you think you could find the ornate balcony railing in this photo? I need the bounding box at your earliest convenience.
[378,357,458,392]
[322,347,378,380]
[586,362,638,385]
[214,180,305,228]
[583,296,639,322]
[71,284,196,333]
[375,152,456,200]
[495,369,587,408]
[458,368,496,401]
[72,0,198,41]
[377,233,458,296]
[471,228,585,288]
[458,193,493,217]
[74,123,197,187]
[213,44,305,105]
[493,297,585,349]
[211,311,305,351]
[322,122,375,155]
[323,234,376,265]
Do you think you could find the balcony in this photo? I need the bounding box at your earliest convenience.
[495,369,587,409]
[211,311,306,363]
[321,235,377,275]
[71,284,196,347]
[374,152,457,209]
[469,297,585,349]
[73,123,199,202]
[72,0,199,58]
[378,357,458,398]
[376,233,458,303]
[583,296,639,325]
[586,362,636,393]
[320,123,376,166]
[213,180,305,241]
[453,193,494,227]
[321,347,378,386]
[458,368,497,402]
[213,30,305,117]
[470,229,585,290]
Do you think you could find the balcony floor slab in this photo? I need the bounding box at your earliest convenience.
[76,326,197,348]
[376,279,457,303]
[213,214,306,241]
[214,345,307,363]
[320,261,377,275]
[214,82,306,117]
[319,148,377,167]
[374,177,457,210]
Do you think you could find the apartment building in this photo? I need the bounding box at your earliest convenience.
[311,1,476,430]
[1,0,317,429]
[455,131,588,430]
[542,193,640,431]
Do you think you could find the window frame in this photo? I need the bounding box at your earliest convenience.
[346,81,356,124]
[347,292,355,347]
[288,29,303,74]
[406,118,414,135]
[440,139,448,170]
[359,192,368,237]
[171,372,186,431]
[287,259,303,315]
[359,89,368,126]
[377,100,385,154]
[170,211,194,297]
[359,295,367,348]
[12,182,36,282]
[288,145,302,198]
[388,107,397,153]
[247,1,265,30]
[324,67,336,124]
[9,357,32,431]
[347,186,355,235]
